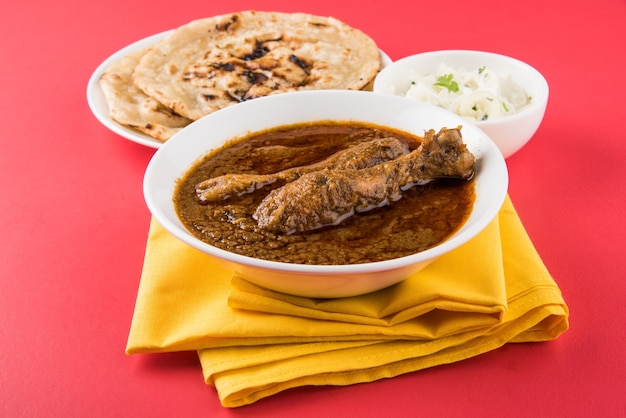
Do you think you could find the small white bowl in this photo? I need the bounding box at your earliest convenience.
[373,50,549,158]
[144,90,508,298]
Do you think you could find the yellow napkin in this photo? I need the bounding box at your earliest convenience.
[127,195,569,408]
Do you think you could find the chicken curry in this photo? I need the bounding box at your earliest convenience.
[174,121,476,265]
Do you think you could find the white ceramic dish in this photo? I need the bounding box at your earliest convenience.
[373,50,549,158]
[143,90,508,298]
[86,31,393,149]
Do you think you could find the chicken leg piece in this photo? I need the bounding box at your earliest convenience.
[195,137,410,202]
[253,127,475,234]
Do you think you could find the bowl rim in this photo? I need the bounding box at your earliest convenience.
[373,49,549,125]
[144,89,509,275]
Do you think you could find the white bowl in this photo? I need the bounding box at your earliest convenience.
[144,90,508,298]
[373,50,549,158]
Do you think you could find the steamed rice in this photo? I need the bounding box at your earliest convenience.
[404,63,530,121]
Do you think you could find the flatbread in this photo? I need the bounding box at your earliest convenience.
[99,48,192,141]
[133,11,382,121]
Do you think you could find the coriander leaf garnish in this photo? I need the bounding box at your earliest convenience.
[478,66,486,74]
[434,74,459,92]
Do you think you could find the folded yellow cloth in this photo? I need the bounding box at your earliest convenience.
[127,195,568,408]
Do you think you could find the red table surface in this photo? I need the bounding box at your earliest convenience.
[1,0,625,416]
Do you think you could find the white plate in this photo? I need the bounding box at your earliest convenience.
[86,31,393,149]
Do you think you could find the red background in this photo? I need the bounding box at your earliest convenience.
[1,0,625,416]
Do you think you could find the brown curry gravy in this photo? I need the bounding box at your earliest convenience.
[174,121,475,265]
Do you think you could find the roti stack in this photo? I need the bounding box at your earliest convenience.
[99,11,382,141]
